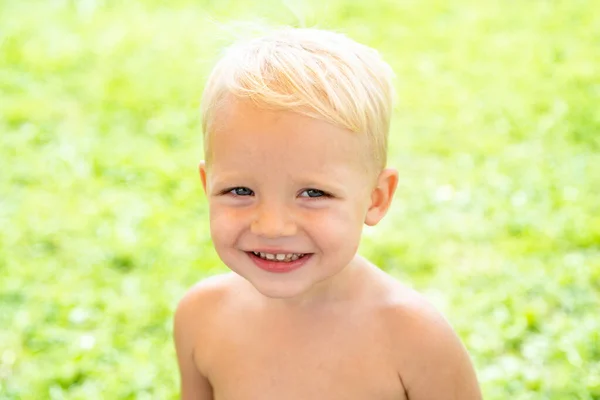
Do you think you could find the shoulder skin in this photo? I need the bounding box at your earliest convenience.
[380,284,482,400]
[173,273,239,400]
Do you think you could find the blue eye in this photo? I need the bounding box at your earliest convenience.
[229,187,254,196]
[300,189,326,198]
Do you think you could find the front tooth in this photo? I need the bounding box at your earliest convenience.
[291,254,299,261]
[260,252,266,258]
[265,253,275,260]
[276,254,286,261]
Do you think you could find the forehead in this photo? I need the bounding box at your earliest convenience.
[207,99,372,177]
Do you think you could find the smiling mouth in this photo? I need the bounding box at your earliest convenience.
[249,251,309,263]
[246,251,313,273]
[248,251,309,263]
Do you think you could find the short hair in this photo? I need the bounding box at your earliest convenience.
[200,27,396,171]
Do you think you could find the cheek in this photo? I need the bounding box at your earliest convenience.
[208,205,248,241]
[306,206,364,250]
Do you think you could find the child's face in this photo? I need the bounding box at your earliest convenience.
[200,99,396,300]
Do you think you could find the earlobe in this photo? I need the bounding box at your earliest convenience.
[199,161,208,194]
[364,168,398,226]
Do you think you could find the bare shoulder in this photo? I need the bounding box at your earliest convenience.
[173,273,242,399]
[176,273,239,312]
[174,272,241,336]
[375,276,482,400]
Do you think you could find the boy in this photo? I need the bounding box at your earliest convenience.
[174,27,481,399]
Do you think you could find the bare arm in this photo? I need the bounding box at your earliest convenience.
[173,289,214,400]
[390,300,482,399]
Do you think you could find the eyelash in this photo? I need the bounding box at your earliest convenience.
[221,187,331,199]
[227,187,254,196]
[299,189,329,198]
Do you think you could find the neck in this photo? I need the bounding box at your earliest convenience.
[261,254,370,312]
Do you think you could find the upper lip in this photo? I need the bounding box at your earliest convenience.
[246,249,309,254]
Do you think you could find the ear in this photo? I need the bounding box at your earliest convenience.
[365,168,398,226]
[199,161,208,194]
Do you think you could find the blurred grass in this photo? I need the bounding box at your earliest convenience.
[1,0,599,398]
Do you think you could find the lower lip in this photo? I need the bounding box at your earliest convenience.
[247,252,312,273]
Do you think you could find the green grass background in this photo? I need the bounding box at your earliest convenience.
[1,0,599,398]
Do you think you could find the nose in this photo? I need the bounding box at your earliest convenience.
[250,202,297,238]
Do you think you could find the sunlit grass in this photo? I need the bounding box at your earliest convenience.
[1,0,599,398]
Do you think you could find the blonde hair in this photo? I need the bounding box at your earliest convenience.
[200,27,395,171]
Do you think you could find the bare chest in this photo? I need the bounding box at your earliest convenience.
[199,312,406,400]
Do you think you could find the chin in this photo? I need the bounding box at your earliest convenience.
[248,279,310,300]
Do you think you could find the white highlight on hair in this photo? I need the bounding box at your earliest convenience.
[201,27,396,170]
